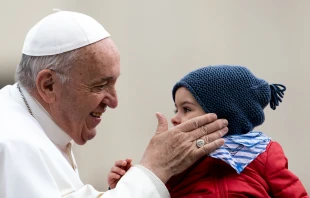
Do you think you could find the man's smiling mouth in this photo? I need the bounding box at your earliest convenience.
[90,112,102,118]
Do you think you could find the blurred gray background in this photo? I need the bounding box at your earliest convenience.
[1,0,309,192]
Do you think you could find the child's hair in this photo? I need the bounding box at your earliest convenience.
[172,65,286,135]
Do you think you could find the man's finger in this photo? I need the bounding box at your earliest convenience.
[201,126,228,144]
[187,119,228,141]
[195,138,225,159]
[176,113,217,132]
[155,112,168,135]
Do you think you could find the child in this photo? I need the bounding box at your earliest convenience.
[108,65,308,197]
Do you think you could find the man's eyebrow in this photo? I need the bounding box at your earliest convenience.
[91,77,113,84]
[100,73,121,82]
[100,77,113,82]
[91,73,121,84]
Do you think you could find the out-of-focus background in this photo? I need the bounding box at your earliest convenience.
[1,0,309,192]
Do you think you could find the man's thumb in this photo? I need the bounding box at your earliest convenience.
[155,112,168,134]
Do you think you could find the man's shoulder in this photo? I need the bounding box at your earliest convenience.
[0,135,39,153]
[0,84,26,115]
[0,84,14,99]
[0,106,42,136]
[0,85,59,159]
[0,105,50,155]
[0,127,58,168]
[0,85,40,134]
[0,122,49,152]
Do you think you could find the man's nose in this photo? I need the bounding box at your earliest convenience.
[103,87,118,108]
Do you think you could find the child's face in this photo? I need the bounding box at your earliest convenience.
[171,87,205,126]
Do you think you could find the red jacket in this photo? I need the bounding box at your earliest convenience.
[166,141,308,198]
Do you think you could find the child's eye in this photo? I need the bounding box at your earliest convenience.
[183,107,191,113]
[174,109,178,114]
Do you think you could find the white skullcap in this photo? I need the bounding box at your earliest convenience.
[22,10,110,56]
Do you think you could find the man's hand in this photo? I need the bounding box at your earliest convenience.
[140,112,228,183]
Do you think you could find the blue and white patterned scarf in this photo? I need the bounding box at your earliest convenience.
[209,131,271,174]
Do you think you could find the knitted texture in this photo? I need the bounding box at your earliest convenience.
[172,65,271,135]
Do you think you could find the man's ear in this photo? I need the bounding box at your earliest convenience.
[36,69,57,103]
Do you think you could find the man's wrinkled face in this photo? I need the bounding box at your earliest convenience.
[171,87,205,126]
[51,38,120,145]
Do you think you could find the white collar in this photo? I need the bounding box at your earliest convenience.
[17,83,72,149]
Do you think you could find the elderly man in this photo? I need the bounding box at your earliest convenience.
[0,11,228,197]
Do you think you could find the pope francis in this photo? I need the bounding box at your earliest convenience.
[0,10,228,197]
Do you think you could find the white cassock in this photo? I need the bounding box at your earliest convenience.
[0,83,170,198]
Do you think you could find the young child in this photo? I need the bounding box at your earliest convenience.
[108,65,308,197]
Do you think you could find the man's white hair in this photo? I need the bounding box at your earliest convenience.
[15,49,81,92]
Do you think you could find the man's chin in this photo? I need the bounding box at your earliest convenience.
[87,129,97,140]
[77,130,97,145]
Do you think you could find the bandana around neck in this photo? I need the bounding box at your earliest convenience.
[209,131,271,174]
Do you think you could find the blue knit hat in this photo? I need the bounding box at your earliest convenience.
[172,65,286,135]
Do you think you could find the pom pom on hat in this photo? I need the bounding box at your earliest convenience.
[172,65,286,135]
[22,10,110,56]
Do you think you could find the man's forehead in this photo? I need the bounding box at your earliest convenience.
[68,38,120,82]
[83,39,119,61]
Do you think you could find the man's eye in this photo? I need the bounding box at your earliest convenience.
[97,85,105,89]
[94,84,107,90]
